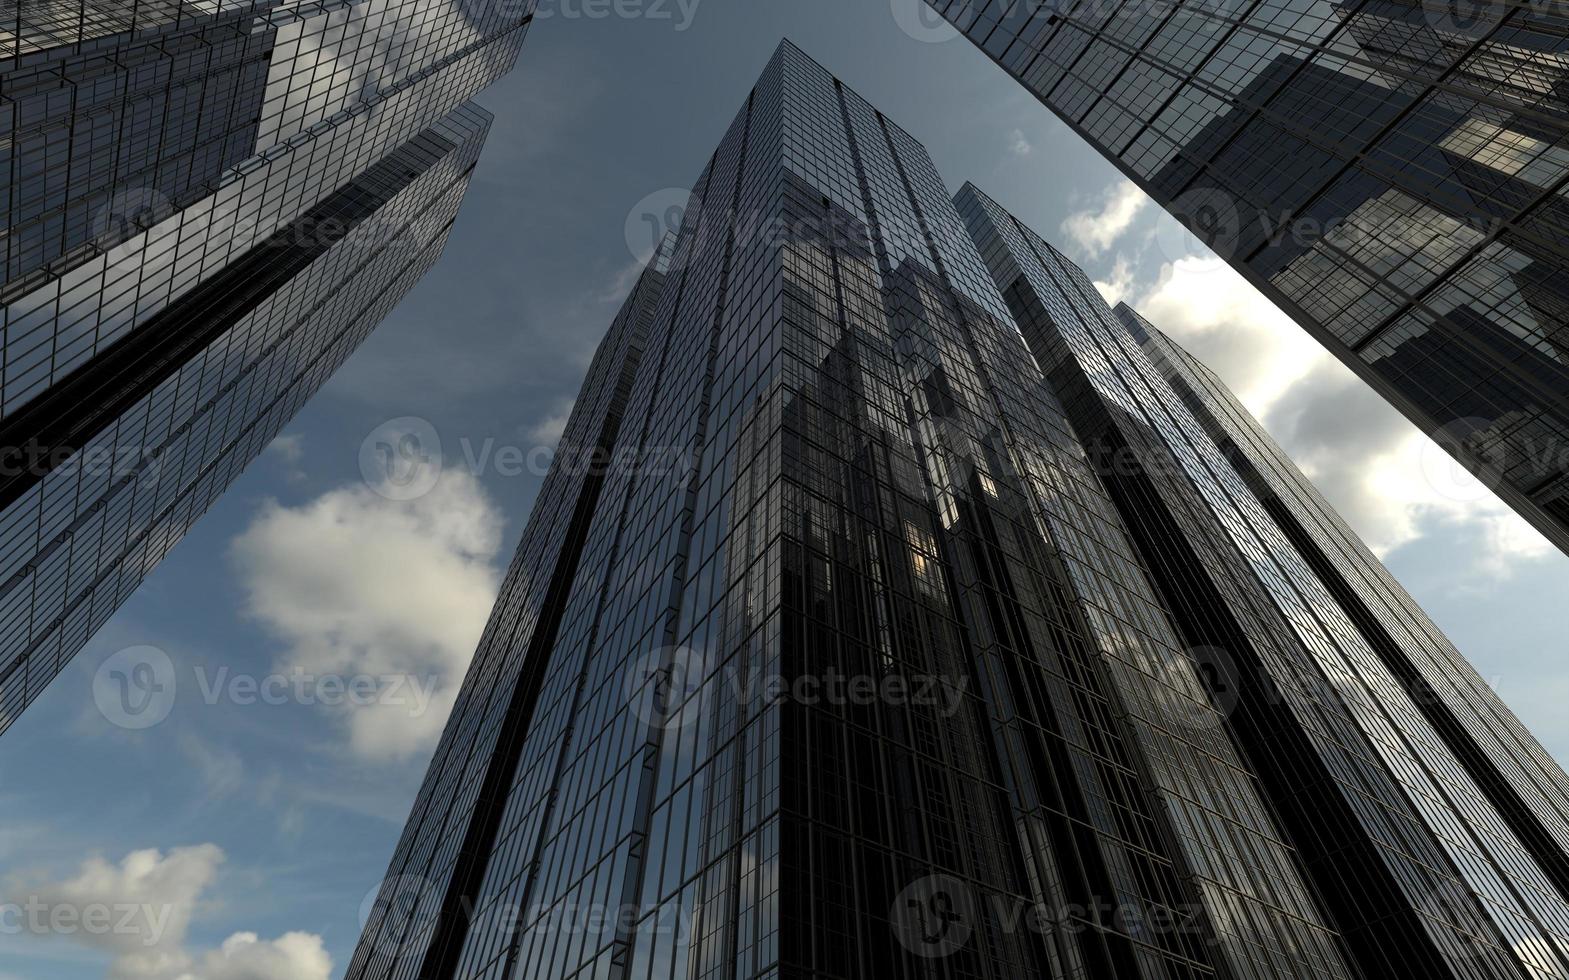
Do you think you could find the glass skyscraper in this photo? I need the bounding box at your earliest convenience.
[922,0,1569,554]
[961,181,1569,978]
[349,40,1569,979]
[0,1,534,731]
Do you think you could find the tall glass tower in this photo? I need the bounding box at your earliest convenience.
[960,181,1569,978]
[0,1,534,731]
[922,0,1569,555]
[352,40,1569,979]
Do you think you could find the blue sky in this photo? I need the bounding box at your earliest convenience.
[3,3,1568,978]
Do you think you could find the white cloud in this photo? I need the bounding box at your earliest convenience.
[176,736,248,799]
[1127,253,1553,569]
[597,258,648,305]
[1061,180,1149,257]
[5,846,330,980]
[183,932,331,980]
[526,400,575,449]
[229,470,504,762]
[254,1,480,151]
[263,435,303,466]
[7,845,221,978]
[1092,256,1134,307]
[263,435,305,483]
[1008,128,1032,156]
[1133,255,1320,416]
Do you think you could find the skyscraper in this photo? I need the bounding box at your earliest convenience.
[959,181,1569,977]
[350,39,1566,979]
[921,0,1569,555]
[0,2,534,732]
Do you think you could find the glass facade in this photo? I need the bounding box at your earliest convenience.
[0,1,534,732]
[347,40,1569,980]
[924,0,1569,554]
[960,180,1569,978]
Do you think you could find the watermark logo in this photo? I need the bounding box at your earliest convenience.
[0,439,165,484]
[624,185,930,277]
[459,0,534,23]
[0,897,176,945]
[358,875,439,958]
[890,879,1212,959]
[626,645,709,732]
[93,187,174,265]
[462,0,700,27]
[1421,0,1505,36]
[354,418,703,502]
[625,187,699,271]
[1157,645,1238,731]
[91,652,440,732]
[623,652,972,736]
[891,0,961,43]
[191,667,439,714]
[1154,186,1241,266]
[891,875,976,958]
[93,646,177,730]
[360,417,443,501]
[1419,417,1501,503]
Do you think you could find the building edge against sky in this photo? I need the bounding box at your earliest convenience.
[921,0,1569,556]
[350,39,1569,980]
[959,180,1569,978]
[0,2,536,733]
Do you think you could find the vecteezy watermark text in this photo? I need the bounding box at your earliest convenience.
[358,875,694,959]
[190,666,438,713]
[0,897,175,945]
[623,186,976,273]
[92,645,439,730]
[535,0,700,28]
[625,645,972,732]
[464,0,699,26]
[892,874,1208,959]
[357,415,702,500]
[0,438,164,482]
[895,0,1566,42]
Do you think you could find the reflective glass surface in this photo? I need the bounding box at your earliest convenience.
[926,0,1569,553]
[0,0,531,732]
[352,42,1400,980]
[961,180,1569,979]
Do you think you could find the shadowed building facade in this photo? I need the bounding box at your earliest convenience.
[350,41,1392,980]
[960,180,1569,979]
[922,0,1569,556]
[0,0,534,731]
